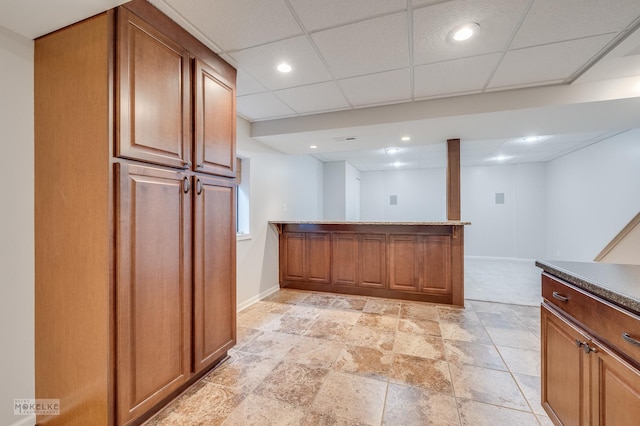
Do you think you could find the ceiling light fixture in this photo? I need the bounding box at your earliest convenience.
[310,145,317,149]
[522,136,540,143]
[491,155,513,162]
[277,62,292,73]
[401,136,411,141]
[385,147,400,154]
[448,23,480,43]
[391,161,404,167]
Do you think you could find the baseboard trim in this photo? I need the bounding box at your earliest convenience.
[236,285,280,312]
[9,415,36,426]
[465,255,536,263]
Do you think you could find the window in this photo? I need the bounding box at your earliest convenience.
[236,156,251,239]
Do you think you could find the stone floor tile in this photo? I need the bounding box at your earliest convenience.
[444,339,507,371]
[393,331,446,360]
[497,346,541,376]
[439,322,492,344]
[252,361,328,406]
[398,317,441,336]
[321,308,362,325]
[221,394,306,426]
[235,330,299,359]
[457,399,539,426]
[331,296,369,311]
[347,325,396,351]
[485,326,540,349]
[400,302,440,321]
[286,336,345,368]
[305,319,354,342]
[362,299,401,316]
[333,345,393,380]
[204,352,279,393]
[300,293,338,307]
[513,372,546,415]
[356,313,398,331]
[449,364,529,411]
[383,383,460,426]
[390,353,453,394]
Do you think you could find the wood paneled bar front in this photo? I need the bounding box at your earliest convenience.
[271,221,470,306]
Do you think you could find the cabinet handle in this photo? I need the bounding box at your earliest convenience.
[197,163,203,169]
[622,333,640,347]
[196,178,203,195]
[183,177,190,193]
[182,161,192,169]
[552,291,569,302]
[575,340,596,354]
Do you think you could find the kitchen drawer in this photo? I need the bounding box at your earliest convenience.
[542,273,640,367]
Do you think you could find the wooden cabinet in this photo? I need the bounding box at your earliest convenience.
[193,175,236,373]
[194,58,236,177]
[280,232,331,284]
[541,274,640,426]
[116,163,192,424]
[276,223,465,305]
[35,1,237,425]
[117,7,191,170]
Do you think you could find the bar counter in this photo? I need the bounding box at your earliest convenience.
[270,221,470,306]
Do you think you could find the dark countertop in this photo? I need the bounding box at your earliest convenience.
[536,260,640,315]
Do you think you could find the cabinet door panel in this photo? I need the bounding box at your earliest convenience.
[389,235,419,291]
[116,163,191,424]
[283,233,305,281]
[592,343,640,426]
[193,175,236,372]
[306,233,331,284]
[359,234,386,289]
[420,236,451,294]
[541,304,590,426]
[194,58,236,177]
[332,234,358,286]
[117,9,190,169]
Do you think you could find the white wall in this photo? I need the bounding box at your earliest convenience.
[236,117,323,309]
[0,27,35,426]
[462,163,547,259]
[323,161,345,220]
[360,168,447,221]
[345,162,361,221]
[546,130,640,261]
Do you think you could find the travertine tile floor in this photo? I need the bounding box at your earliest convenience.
[146,289,551,425]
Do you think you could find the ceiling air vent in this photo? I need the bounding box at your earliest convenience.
[332,136,358,142]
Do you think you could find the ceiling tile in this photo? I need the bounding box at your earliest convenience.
[237,92,296,121]
[414,53,501,98]
[288,0,406,32]
[488,34,614,89]
[312,13,410,78]
[236,69,267,96]
[412,0,530,65]
[511,0,640,49]
[412,0,454,6]
[273,82,350,114]
[338,69,412,106]
[162,0,302,51]
[228,36,332,90]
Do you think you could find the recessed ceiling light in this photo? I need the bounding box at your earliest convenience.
[385,147,400,154]
[391,161,404,167]
[277,62,292,73]
[448,23,480,42]
[490,155,513,162]
[401,136,411,141]
[310,145,317,149]
[522,136,540,143]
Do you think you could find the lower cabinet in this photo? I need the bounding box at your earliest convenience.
[542,303,640,426]
[280,232,331,284]
[116,163,192,424]
[116,163,235,425]
[192,175,236,373]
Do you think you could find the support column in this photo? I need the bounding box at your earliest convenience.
[447,138,461,221]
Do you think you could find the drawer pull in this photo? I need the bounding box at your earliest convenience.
[576,340,596,354]
[552,291,569,302]
[622,333,640,347]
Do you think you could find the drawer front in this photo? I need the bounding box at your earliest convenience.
[542,273,640,367]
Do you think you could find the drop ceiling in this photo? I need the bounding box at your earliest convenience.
[2,0,640,170]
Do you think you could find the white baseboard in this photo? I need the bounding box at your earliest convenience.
[9,415,36,426]
[236,285,280,312]
[465,255,536,263]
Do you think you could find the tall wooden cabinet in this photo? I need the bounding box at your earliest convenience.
[35,1,237,425]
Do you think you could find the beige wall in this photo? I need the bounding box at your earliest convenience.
[0,26,35,426]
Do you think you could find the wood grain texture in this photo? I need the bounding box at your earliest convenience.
[194,58,236,178]
[116,7,191,169]
[332,233,359,286]
[35,12,113,426]
[359,234,386,289]
[193,174,236,373]
[116,163,192,425]
[446,138,461,221]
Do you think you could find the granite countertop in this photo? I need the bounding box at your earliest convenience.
[269,220,471,226]
[536,260,640,315]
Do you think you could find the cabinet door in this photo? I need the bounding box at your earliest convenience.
[282,233,305,282]
[359,234,386,289]
[389,235,419,291]
[591,342,640,425]
[420,236,451,295]
[193,58,236,178]
[541,304,590,426]
[193,175,236,373]
[117,8,191,169]
[306,233,331,284]
[332,233,358,286]
[116,163,192,424]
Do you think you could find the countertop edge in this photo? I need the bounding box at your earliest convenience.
[535,260,640,316]
[269,221,471,226]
